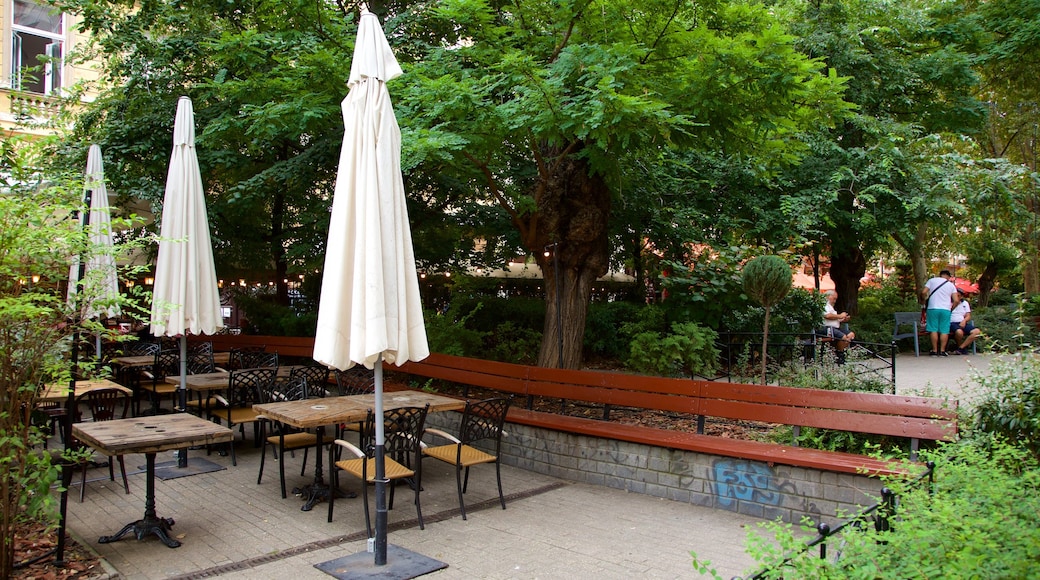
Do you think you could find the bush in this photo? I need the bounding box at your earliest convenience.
[423,304,486,357]
[972,353,1040,458]
[627,322,719,378]
[234,293,317,336]
[583,300,645,360]
[705,438,1040,579]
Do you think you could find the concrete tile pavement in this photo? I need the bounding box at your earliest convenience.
[66,438,765,579]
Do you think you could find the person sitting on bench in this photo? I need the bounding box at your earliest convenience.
[819,290,855,361]
[949,291,981,355]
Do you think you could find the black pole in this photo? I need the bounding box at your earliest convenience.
[57,189,92,565]
[554,243,562,368]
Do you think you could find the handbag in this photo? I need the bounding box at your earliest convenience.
[920,306,927,326]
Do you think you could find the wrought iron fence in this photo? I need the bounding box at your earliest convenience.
[733,461,937,580]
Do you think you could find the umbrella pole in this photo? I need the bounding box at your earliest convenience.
[373,356,388,566]
[177,337,188,468]
[57,189,92,564]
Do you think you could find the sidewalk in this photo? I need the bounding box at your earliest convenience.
[65,353,998,579]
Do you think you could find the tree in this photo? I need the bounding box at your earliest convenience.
[397,0,848,368]
[742,255,792,384]
[0,136,146,576]
[776,0,985,313]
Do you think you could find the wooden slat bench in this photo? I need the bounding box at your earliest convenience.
[395,353,957,476]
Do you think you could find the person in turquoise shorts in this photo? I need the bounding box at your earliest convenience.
[921,270,956,356]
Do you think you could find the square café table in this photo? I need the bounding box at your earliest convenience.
[39,378,132,403]
[72,414,233,548]
[253,390,465,511]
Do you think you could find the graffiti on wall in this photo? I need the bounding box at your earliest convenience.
[712,458,797,510]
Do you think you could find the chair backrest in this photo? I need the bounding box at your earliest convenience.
[227,367,276,407]
[457,397,512,449]
[186,353,215,375]
[893,312,920,339]
[189,341,214,355]
[290,365,330,395]
[374,405,426,463]
[82,388,130,422]
[152,351,180,380]
[236,351,278,370]
[126,341,160,357]
[271,376,309,402]
[228,346,268,369]
[335,367,376,396]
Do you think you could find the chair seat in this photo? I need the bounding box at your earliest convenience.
[424,444,496,467]
[267,431,319,450]
[225,406,261,425]
[186,397,219,408]
[334,456,413,482]
[143,383,178,395]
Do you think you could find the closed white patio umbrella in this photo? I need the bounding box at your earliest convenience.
[68,144,120,358]
[313,8,430,572]
[151,96,223,462]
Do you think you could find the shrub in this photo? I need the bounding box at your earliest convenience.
[423,304,486,357]
[485,321,542,364]
[583,300,645,360]
[706,438,1040,579]
[972,353,1040,458]
[628,322,719,378]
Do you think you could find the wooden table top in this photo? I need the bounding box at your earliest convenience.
[39,379,132,403]
[72,414,234,455]
[111,351,231,368]
[109,354,155,368]
[253,390,465,430]
[166,366,304,391]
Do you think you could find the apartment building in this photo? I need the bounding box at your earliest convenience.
[2,0,96,136]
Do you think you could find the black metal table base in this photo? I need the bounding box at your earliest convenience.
[98,452,182,548]
[98,516,180,548]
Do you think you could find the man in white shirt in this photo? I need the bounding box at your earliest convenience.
[949,291,981,355]
[922,270,956,356]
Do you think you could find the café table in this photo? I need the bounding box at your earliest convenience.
[72,414,233,548]
[253,390,465,511]
[38,379,132,403]
[111,351,231,367]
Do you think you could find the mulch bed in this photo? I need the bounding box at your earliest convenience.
[12,521,103,579]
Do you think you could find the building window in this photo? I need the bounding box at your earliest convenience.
[10,0,65,95]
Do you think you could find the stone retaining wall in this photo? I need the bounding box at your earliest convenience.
[427,413,886,525]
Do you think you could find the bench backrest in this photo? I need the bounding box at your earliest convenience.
[395,352,957,442]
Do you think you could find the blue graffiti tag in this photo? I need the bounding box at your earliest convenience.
[712,459,783,508]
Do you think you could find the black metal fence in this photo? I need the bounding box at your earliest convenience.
[699,331,896,390]
[734,461,937,579]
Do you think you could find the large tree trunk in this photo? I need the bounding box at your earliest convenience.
[530,154,610,369]
[976,261,999,308]
[829,245,866,316]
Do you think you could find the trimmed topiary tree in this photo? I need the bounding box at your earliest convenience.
[742,255,792,384]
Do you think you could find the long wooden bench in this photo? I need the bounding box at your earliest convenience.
[394,353,957,476]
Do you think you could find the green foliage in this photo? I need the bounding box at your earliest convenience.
[721,287,824,335]
[659,245,753,328]
[233,293,317,336]
[422,304,486,358]
[742,256,793,308]
[730,438,1040,579]
[485,322,542,365]
[583,300,646,360]
[627,322,719,379]
[972,354,1040,458]
[0,136,148,576]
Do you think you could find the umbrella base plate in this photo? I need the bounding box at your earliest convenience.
[315,544,447,579]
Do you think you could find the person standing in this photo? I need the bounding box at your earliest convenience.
[921,270,956,356]
[949,291,981,355]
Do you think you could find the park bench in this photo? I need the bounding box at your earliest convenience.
[394,353,957,477]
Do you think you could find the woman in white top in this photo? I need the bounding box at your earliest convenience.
[949,291,980,355]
